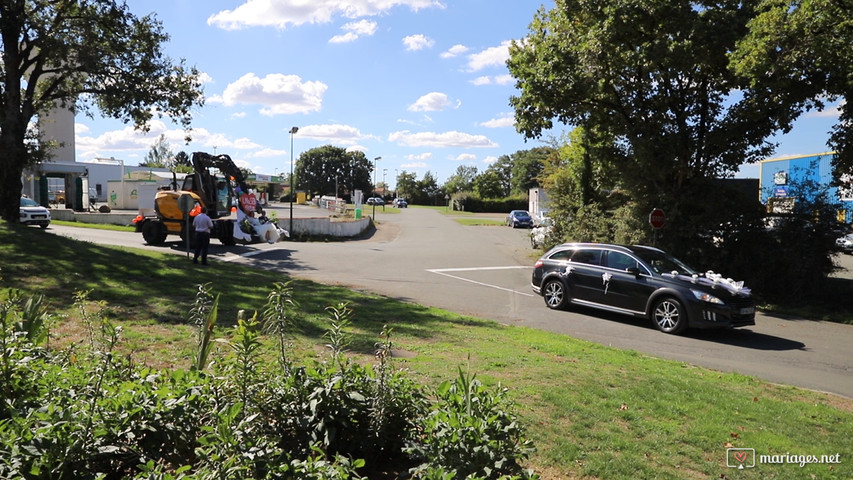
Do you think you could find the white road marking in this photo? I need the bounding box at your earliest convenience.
[427,266,535,297]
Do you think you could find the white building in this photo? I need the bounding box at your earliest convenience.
[22,104,171,210]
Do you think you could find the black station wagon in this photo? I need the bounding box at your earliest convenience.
[531,243,756,334]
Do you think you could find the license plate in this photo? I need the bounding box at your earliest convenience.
[739,307,755,315]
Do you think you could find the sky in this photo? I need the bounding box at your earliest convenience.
[72,0,845,186]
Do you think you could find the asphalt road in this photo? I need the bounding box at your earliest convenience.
[49,205,853,399]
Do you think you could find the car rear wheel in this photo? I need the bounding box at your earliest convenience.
[651,297,687,334]
[542,279,569,310]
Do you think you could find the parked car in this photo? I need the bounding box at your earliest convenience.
[366,197,385,205]
[837,233,853,253]
[19,197,51,228]
[506,210,533,228]
[531,243,755,334]
[393,198,408,208]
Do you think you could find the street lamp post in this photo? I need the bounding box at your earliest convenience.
[289,126,299,236]
[372,156,381,217]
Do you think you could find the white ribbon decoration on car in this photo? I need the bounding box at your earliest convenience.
[602,272,612,294]
[665,270,751,296]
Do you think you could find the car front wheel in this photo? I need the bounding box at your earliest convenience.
[542,279,569,310]
[651,297,687,334]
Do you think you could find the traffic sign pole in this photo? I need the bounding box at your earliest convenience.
[649,208,666,246]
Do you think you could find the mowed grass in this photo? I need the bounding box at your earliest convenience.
[2,223,851,480]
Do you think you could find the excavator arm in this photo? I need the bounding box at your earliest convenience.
[186,152,252,219]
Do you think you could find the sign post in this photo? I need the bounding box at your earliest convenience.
[649,208,665,246]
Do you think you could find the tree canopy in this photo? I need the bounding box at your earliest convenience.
[730,0,853,181]
[0,0,203,222]
[294,145,372,198]
[508,0,777,219]
[443,165,478,194]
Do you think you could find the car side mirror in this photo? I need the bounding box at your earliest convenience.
[626,266,641,277]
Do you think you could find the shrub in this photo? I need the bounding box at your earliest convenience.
[407,365,539,480]
[0,288,537,480]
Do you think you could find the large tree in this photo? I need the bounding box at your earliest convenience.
[295,145,372,198]
[442,164,478,194]
[0,0,203,223]
[509,147,552,194]
[395,170,417,201]
[139,134,173,168]
[507,0,783,221]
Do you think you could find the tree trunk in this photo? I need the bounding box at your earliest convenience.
[0,126,28,224]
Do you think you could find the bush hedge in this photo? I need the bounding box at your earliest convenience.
[0,286,539,480]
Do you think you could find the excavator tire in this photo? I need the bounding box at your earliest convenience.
[142,221,168,245]
[216,220,237,246]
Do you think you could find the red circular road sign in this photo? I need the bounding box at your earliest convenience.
[649,208,666,229]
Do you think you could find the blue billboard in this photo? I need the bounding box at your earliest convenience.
[759,152,852,224]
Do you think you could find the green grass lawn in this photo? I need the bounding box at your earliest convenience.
[1,223,851,479]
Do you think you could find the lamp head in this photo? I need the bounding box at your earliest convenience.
[289,126,299,134]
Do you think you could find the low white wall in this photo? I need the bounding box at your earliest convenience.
[51,210,137,226]
[280,217,371,238]
[52,209,372,238]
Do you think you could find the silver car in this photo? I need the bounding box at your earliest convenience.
[837,233,853,254]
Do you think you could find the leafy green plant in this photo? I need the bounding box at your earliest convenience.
[408,362,538,480]
[262,281,298,372]
[189,283,219,371]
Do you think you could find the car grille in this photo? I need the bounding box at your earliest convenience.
[727,298,756,326]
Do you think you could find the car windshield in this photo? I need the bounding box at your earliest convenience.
[633,249,698,276]
[514,211,530,218]
[20,197,38,207]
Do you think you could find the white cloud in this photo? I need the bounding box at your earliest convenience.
[408,92,458,112]
[403,34,434,51]
[247,148,288,158]
[806,99,844,118]
[216,73,328,116]
[493,74,514,85]
[482,155,498,165]
[297,123,376,145]
[480,113,515,128]
[329,32,358,43]
[455,153,476,162]
[198,71,215,84]
[208,0,445,30]
[401,161,428,169]
[74,122,262,163]
[471,74,514,86]
[388,130,497,148]
[467,40,512,71]
[441,44,468,58]
[406,152,433,161]
[329,19,378,43]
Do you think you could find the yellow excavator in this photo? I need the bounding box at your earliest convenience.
[133,151,257,246]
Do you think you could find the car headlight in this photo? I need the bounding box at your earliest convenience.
[691,289,724,304]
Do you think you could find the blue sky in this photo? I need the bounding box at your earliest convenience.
[73,0,843,185]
